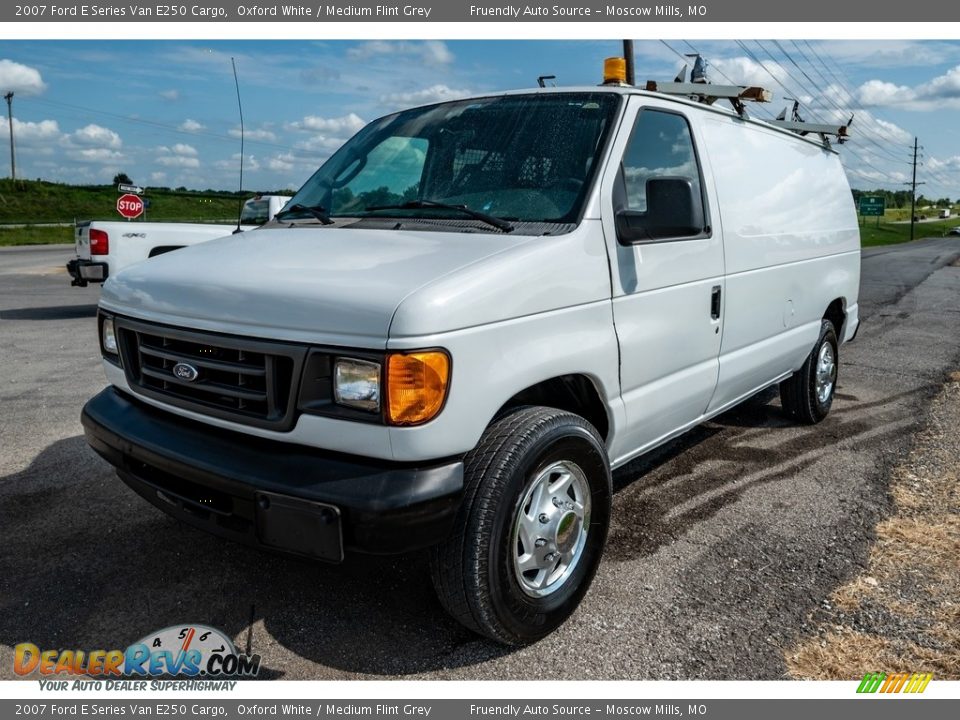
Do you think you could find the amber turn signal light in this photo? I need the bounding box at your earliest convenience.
[386,351,450,426]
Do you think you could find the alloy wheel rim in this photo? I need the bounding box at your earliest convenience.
[511,460,591,598]
[816,342,837,404]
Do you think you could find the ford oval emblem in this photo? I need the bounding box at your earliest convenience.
[172,362,199,382]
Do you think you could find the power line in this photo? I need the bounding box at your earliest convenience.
[655,40,934,194]
[807,41,957,194]
[670,39,906,188]
[734,40,902,182]
[754,40,910,168]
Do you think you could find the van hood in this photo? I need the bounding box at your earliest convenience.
[100,226,530,346]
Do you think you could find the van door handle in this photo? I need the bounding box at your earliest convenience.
[710,285,722,320]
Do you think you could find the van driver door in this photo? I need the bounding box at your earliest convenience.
[599,96,726,465]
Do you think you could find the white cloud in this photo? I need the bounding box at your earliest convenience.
[156,143,200,168]
[156,155,200,168]
[69,148,124,164]
[813,40,960,69]
[179,118,205,132]
[285,113,365,158]
[926,155,960,173]
[857,80,906,107]
[2,117,60,144]
[293,135,347,154]
[59,123,124,164]
[171,143,198,157]
[379,84,473,108]
[0,59,46,95]
[856,65,960,110]
[66,124,122,150]
[289,113,365,135]
[264,151,321,172]
[348,41,454,66]
[918,65,960,101]
[843,165,909,186]
[159,89,179,101]
[150,171,167,183]
[709,57,789,89]
[229,127,277,142]
[873,118,912,145]
[214,153,261,172]
[267,157,293,172]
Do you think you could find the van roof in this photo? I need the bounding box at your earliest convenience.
[405,85,840,154]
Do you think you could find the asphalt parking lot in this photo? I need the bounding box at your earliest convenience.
[1,239,959,680]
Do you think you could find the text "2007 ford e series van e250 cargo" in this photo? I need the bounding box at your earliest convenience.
[82,69,860,645]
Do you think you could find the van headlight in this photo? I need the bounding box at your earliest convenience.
[333,358,381,412]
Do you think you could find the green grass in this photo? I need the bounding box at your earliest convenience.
[0,178,255,225]
[0,225,73,246]
[882,207,957,223]
[1,179,956,249]
[859,219,959,247]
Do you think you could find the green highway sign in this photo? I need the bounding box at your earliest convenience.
[859,196,885,217]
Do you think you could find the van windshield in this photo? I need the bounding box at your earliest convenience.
[284,92,621,229]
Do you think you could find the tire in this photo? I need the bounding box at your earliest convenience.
[430,405,611,645]
[779,319,839,424]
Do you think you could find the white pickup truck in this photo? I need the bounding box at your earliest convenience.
[66,194,290,287]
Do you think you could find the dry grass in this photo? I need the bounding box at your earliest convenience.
[785,379,960,680]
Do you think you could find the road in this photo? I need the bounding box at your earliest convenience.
[1,238,959,680]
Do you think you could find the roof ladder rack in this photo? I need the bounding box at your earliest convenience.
[645,55,772,117]
[767,100,854,148]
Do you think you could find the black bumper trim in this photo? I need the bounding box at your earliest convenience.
[67,258,108,287]
[81,387,464,559]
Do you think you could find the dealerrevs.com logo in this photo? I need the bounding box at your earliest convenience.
[857,672,933,694]
[14,624,261,686]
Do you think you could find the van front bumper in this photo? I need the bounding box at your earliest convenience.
[81,387,464,562]
[67,258,108,287]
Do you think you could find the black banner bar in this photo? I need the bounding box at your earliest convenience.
[1,699,959,719]
[3,0,956,23]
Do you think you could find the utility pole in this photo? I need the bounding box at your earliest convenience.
[622,40,635,85]
[906,137,925,243]
[4,92,14,182]
[909,137,918,243]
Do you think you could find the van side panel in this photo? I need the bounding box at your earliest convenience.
[597,96,727,465]
[698,116,860,412]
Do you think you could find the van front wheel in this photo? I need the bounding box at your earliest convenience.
[780,319,839,424]
[429,406,611,645]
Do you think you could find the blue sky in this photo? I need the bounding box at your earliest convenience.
[2,40,959,198]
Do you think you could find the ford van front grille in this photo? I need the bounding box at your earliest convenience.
[114,318,307,431]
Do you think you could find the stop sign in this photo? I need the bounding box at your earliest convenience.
[117,193,144,219]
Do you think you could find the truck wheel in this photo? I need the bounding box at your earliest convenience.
[779,319,839,424]
[430,406,611,645]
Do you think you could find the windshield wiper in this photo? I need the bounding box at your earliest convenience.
[275,203,334,225]
[364,199,515,233]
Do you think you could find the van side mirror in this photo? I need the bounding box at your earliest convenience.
[615,177,705,243]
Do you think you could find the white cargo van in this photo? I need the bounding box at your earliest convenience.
[82,82,860,645]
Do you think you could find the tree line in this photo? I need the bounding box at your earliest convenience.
[851,188,957,208]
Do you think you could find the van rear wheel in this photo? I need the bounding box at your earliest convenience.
[429,406,611,645]
[780,319,839,424]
